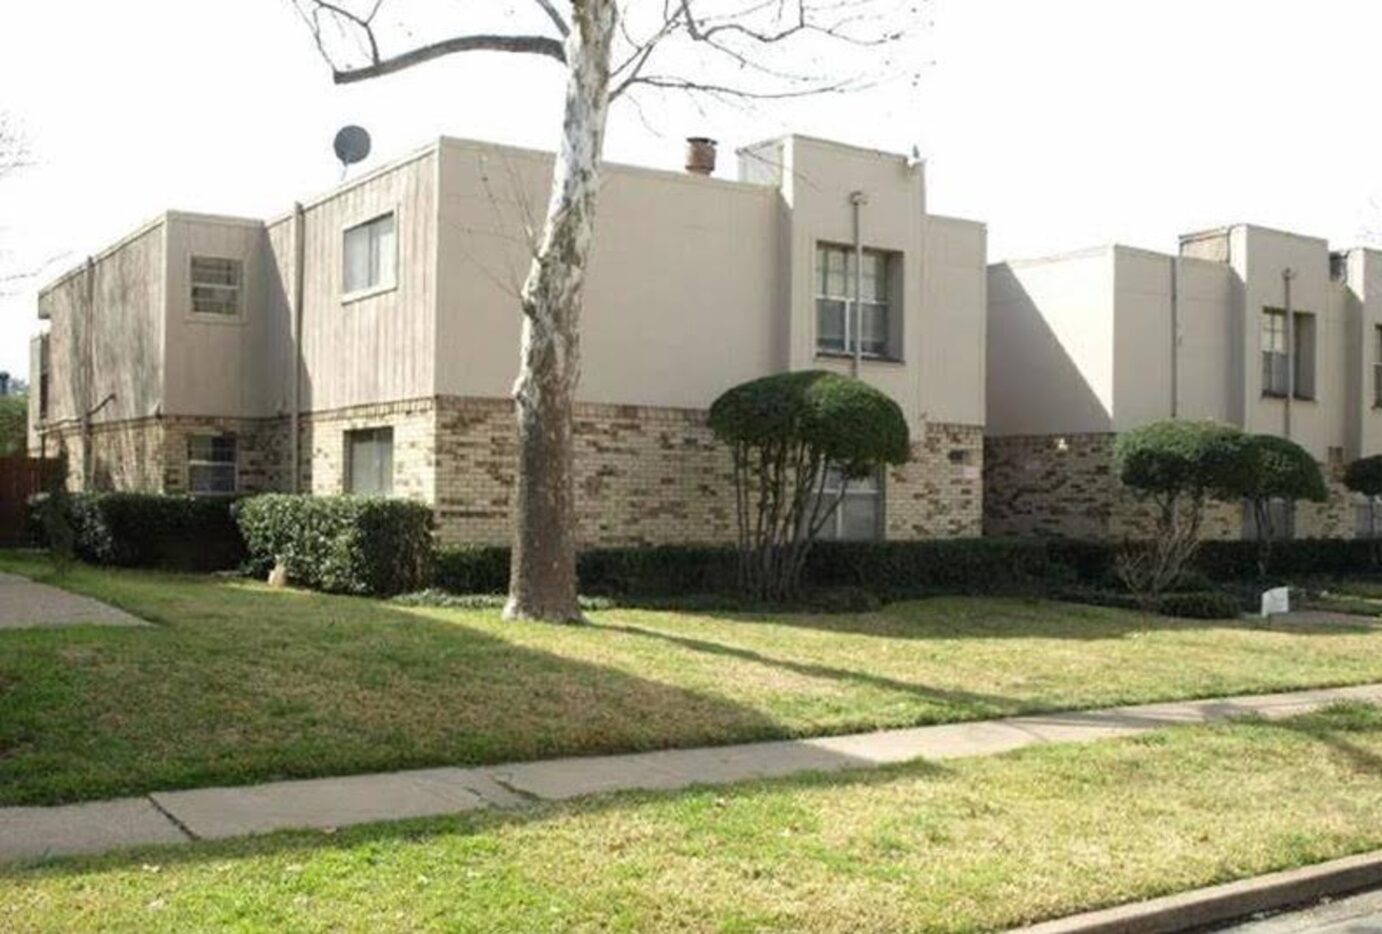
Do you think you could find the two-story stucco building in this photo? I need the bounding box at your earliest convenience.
[27,134,988,546]
[986,224,1382,540]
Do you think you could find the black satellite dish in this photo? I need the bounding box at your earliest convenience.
[333,125,372,177]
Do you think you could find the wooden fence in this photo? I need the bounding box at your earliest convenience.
[0,456,64,546]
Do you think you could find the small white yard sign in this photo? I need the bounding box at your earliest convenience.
[1260,586,1290,618]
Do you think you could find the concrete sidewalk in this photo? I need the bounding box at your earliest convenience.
[4,682,1381,864]
[0,571,146,629]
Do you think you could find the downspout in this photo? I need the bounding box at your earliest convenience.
[1170,258,1180,418]
[849,190,868,377]
[290,202,305,493]
[80,256,95,490]
[1283,267,1296,440]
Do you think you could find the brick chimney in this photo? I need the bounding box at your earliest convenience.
[685,137,717,176]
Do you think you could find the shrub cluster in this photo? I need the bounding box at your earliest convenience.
[28,492,245,571]
[235,495,433,596]
[434,543,739,597]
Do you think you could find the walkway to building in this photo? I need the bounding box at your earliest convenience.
[0,571,146,630]
[3,682,1381,864]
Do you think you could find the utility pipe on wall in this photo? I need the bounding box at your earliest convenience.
[81,256,95,490]
[1170,258,1180,418]
[290,202,305,493]
[1283,267,1296,440]
[849,190,868,378]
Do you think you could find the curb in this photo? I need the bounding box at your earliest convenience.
[1010,850,1382,933]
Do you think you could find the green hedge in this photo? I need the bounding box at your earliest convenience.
[433,536,1382,603]
[235,495,433,596]
[434,544,739,597]
[28,492,245,571]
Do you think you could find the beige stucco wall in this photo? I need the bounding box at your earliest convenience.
[433,137,781,410]
[986,247,1115,436]
[1342,248,1382,459]
[924,216,987,426]
[162,212,273,418]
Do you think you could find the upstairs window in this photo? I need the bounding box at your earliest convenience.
[343,213,396,296]
[1261,307,1316,400]
[1293,312,1316,400]
[190,257,243,316]
[816,244,895,359]
[811,466,883,541]
[188,435,237,494]
[346,427,394,496]
[1373,325,1382,408]
[1261,308,1288,397]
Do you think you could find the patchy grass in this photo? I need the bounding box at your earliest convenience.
[4,552,1382,806]
[4,706,1382,932]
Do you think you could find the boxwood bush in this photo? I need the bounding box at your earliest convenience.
[235,495,433,596]
[28,492,245,571]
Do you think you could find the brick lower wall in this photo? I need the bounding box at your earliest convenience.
[34,398,984,548]
[985,432,1359,541]
[887,423,984,539]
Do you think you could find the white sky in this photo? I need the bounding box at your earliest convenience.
[4,0,1382,380]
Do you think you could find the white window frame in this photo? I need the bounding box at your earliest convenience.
[345,426,395,496]
[812,466,884,542]
[187,434,237,495]
[814,243,895,360]
[190,256,244,318]
[1261,308,1288,397]
[342,212,398,301]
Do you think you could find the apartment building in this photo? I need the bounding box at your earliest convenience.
[28,134,988,546]
[986,224,1382,540]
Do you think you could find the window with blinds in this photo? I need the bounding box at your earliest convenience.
[191,257,243,316]
[815,244,896,358]
[188,435,237,494]
[343,213,397,296]
[346,427,394,496]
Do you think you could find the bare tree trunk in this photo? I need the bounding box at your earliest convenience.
[504,0,617,624]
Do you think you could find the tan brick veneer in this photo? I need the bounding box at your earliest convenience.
[34,398,985,548]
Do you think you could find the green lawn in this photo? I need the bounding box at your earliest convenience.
[4,551,1382,806]
[5,705,1382,932]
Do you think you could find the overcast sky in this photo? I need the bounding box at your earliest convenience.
[4,0,1382,380]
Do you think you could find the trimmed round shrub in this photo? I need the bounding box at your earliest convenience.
[1115,419,1254,499]
[1241,434,1328,504]
[708,370,910,475]
[1345,455,1382,498]
[235,494,433,596]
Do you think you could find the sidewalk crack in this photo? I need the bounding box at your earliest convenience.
[146,795,200,842]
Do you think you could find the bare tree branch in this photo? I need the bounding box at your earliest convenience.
[532,0,571,37]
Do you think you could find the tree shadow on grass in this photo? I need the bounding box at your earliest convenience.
[590,619,1023,715]
[0,579,835,808]
[1254,702,1382,777]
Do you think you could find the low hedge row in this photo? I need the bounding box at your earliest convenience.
[434,536,1382,602]
[28,492,245,572]
[235,495,433,596]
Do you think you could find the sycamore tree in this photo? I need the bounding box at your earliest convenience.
[293,0,913,622]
